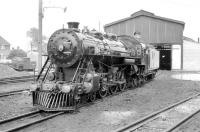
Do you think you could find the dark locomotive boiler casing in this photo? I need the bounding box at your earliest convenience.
[31,22,159,111]
[47,23,142,68]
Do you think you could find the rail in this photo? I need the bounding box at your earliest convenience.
[0,75,43,85]
[0,89,30,97]
[0,110,64,132]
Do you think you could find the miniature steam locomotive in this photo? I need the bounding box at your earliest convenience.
[31,22,159,111]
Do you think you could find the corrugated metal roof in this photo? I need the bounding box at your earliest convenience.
[0,36,11,46]
[131,10,155,17]
[104,10,185,28]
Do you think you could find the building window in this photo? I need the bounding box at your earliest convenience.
[0,45,8,50]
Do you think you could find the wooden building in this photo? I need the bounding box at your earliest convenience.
[104,10,185,70]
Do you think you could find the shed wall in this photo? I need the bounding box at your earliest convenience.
[104,16,184,45]
[183,40,200,71]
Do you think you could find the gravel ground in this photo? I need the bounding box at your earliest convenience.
[0,82,34,121]
[0,70,200,132]
[0,94,35,121]
[0,82,31,93]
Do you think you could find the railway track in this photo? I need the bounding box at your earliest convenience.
[0,110,64,132]
[0,75,37,85]
[0,89,30,97]
[2,87,198,132]
[115,93,200,132]
[0,79,144,131]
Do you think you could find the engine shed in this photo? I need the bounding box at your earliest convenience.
[104,10,185,70]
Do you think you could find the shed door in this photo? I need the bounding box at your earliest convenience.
[157,45,171,70]
[160,49,171,70]
[172,45,181,70]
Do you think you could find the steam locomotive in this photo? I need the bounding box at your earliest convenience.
[31,22,159,111]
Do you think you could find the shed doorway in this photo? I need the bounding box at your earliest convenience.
[156,45,171,70]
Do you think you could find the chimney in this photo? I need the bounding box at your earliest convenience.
[67,22,79,29]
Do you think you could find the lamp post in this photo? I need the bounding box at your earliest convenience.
[38,0,67,72]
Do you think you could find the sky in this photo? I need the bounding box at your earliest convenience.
[0,0,200,51]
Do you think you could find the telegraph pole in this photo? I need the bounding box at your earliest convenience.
[38,0,43,72]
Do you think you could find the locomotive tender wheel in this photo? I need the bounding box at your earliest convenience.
[109,85,118,94]
[89,93,96,102]
[98,88,107,98]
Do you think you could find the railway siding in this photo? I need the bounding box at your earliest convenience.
[116,94,200,132]
[0,89,30,97]
[0,75,43,85]
[0,110,64,132]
